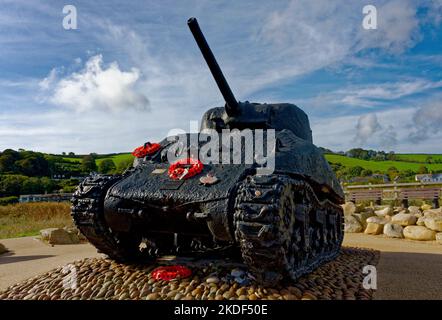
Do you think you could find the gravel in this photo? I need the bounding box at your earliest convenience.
[0,247,379,300]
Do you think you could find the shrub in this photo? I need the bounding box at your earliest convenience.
[0,196,19,206]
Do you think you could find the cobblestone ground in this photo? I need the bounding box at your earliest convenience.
[0,247,379,300]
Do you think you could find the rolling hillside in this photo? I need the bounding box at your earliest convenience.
[324,154,442,172]
[63,153,134,167]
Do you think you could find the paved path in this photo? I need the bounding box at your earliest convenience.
[0,237,101,291]
[1,234,441,299]
[343,233,442,300]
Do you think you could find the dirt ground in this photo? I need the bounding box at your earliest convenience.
[1,234,441,299]
[343,233,442,300]
[0,237,101,291]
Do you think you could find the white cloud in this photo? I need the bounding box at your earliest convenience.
[354,113,382,144]
[42,55,149,113]
[337,80,442,107]
[409,97,442,142]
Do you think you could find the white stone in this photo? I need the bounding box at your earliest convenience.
[421,204,432,211]
[423,210,442,218]
[366,216,389,224]
[424,217,442,232]
[416,216,426,226]
[344,215,363,233]
[375,206,393,217]
[383,223,404,238]
[342,202,356,216]
[407,206,421,215]
[436,233,442,244]
[403,226,436,241]
[365,222,383,235]
[352,211,375,230]
[40,228,80,245]
[391,213,417,226]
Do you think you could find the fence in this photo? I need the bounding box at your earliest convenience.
[343,181,442,203]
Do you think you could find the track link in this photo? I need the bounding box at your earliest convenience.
[234,174,343,285]
[71,174,146,262]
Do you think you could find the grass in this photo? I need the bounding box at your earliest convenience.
[394,154,442,163]
[95,153,133,167]
[0,202,73,239]
[325,154,442,172]
[62,153,134,167]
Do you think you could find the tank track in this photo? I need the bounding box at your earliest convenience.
[71,174,148,262]
[234,174,343,285]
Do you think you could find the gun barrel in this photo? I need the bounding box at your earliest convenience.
[187,17,239,116]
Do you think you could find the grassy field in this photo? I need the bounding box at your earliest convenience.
[394,154,442,163]
[0,202,73,239]
[63,153,133,167]
[325,154,442,172]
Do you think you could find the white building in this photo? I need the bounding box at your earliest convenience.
[415,174,442,182]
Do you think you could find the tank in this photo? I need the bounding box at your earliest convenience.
[71,17,344,284]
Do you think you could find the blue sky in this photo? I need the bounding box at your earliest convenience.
[0,0,441,154]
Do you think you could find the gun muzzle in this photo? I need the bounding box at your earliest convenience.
[188,17,239,116]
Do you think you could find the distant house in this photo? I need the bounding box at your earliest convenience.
[19,193,72,203]
[415,174,442,182]
[347,174,389,184]
[372,174,390,183]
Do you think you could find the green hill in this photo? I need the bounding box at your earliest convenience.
[324,154,442,172]
[63,153,134,167]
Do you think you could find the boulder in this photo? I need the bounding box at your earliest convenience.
[342,202,356,216]
[0,243,7,254]
[391,213,417,226]
[416,216,426,226]
[64,226,86,242]
[383,223,404,238]
[403,226,436,241]
[344,215,363,233]
[421,204,433,211]
[424,217,442,232]
[407,206,421,215]
[436,233,442,244]
[40,228,80,245]
[375,206,393,217]
[365,222,384,235]
[366,216,389,224]
[423,210,442,218]
[352,211,375,230]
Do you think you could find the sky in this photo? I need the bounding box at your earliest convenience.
[0,0,442,154]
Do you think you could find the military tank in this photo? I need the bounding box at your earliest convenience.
[71,17,344,284]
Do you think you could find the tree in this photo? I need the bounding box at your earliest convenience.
[0,175,27,197]
[98,159,116,174]
[347,166,364,178]
[387,166,399,180]
[417,165,428,174]
[81,155,97,173]
[115,159,133,174]
[361,169,373,177]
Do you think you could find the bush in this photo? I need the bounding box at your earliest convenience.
[0,196,19,206]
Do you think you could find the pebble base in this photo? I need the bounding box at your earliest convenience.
[0,247,379,300]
